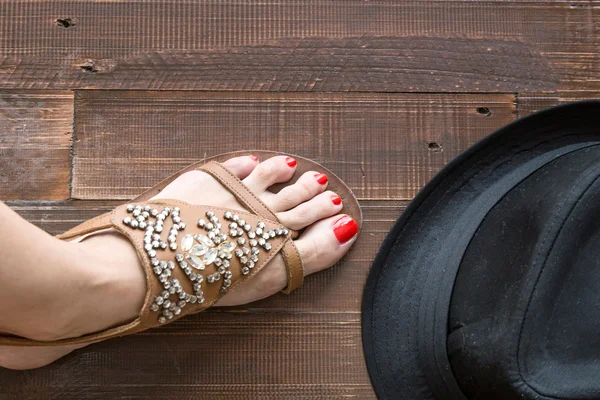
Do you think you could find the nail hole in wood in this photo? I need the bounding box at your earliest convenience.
[427,142,443,152]
[79,61,99,73]
[56,18,75,28]
[476,107,492,117]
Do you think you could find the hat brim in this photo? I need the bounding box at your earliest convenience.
[361,100,600,400]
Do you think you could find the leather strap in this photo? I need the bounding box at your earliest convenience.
[199,162,304,293]
[279,240,304,294]
[56,212,113,240]
[200,162,279,221]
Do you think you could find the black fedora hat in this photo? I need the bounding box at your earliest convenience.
[362,101,600,399]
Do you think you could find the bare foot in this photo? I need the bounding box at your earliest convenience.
[0,155,359,370]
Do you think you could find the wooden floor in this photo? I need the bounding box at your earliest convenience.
[0,1,598,399]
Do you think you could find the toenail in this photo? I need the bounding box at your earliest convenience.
[331,194,342,205]
[332,215,358,244]
[250,155,259,161]
[315,173,328,185]
[286,157,297,167]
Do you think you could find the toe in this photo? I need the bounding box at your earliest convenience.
[268,170,329,212]
[221,155,260,179]
[242,156,297,193]
[277,191,343,230]
[294,214,359,275]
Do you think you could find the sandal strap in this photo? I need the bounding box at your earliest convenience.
[56,212,113,240]
[199,161,304,293]
[280,240,304,294]
[199,162,279,222]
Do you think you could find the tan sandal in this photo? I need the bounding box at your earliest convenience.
[0,151,362,346]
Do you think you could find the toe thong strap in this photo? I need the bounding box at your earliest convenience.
[200,162,280,224]
[199,161,304,294]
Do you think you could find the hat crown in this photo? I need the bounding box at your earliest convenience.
[449,144,600,399]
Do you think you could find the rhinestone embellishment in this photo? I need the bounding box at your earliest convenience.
[123,204,288,323]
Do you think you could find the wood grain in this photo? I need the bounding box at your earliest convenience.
[517,92,600,118]
[0,91,73,200]
[0,313,375,400]
[0,1,597,93]
[71,91,516,200]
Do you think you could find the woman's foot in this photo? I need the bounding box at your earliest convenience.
[0,155,359,370]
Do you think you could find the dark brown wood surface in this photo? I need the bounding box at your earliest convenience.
[0,91,73,200]
[0,1,598,399]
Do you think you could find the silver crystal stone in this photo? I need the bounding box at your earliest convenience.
[190,243,209,257]
[186,254,205,270]
[181,234,194,252]
[203,248,218,265]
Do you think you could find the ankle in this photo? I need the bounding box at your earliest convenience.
[6,232,147,342]
[62,231,146,339]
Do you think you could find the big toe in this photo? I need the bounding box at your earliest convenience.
[295,214,359,275]
[242,156,297,193]
[221,155,260,179]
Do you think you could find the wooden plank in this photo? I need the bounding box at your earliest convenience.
[0,313,375,400]
[517,92,600,118]
[6,199,406,313]
[0,385,375,400]
[0,1,597,93]
[0,91,73,200]
[71,91,516,200]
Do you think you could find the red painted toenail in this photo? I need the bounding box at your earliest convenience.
[315,173,328,185]
[331,194,342,205]
[286,157,297,167]
[250,155,259,161]
[333,216,358,244]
